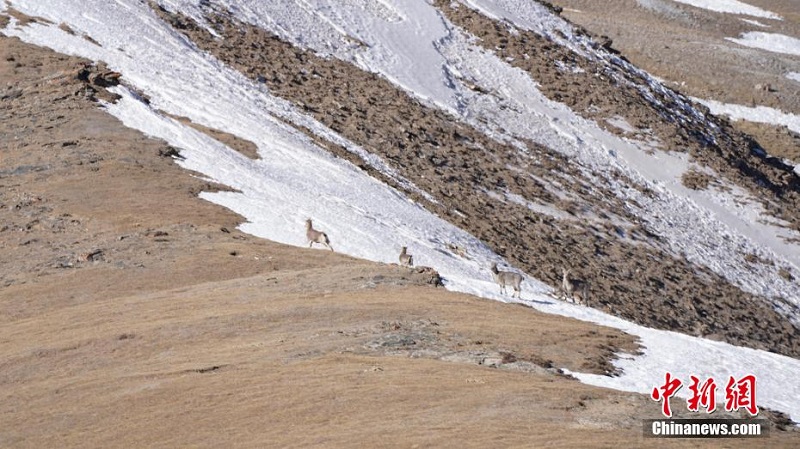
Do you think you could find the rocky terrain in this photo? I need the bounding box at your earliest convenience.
[7,32,792,447]
[151,3,800,359]
[548,0,800,162]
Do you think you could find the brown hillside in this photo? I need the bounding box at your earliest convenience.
[2,12,798,449]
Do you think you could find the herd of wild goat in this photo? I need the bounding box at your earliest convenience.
[305,218,590,305]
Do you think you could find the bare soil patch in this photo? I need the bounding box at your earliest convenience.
[162,112,261,159]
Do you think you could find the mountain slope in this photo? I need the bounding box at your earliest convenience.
[8,34,787,447]
[148,2,800,361]
[547,0,800,162]
[0,36,672,447]
[3,0,800,428]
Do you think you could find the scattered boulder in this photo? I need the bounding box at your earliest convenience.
[88,70,121,87]
[78,249,103,262]
[415,266,444,287]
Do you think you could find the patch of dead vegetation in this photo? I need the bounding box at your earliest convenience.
[743,252,773,266]
[160,112,261,160]
[81,33,101,47]
[4,7,54,27]
[57,22,75,35]
[681,169,713,190]
[733,120,800,164]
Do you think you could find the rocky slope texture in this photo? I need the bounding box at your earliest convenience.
[10,33,800,447]
[435,0,800,218]
[150,3,800,359]
[547,0,800,163]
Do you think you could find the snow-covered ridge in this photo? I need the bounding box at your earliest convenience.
[3,0,800,422]
[454,1,717,149]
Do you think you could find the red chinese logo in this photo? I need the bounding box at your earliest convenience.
[652,373,757,417]
[724,374,757,416]
[651,372,683,417]
[687,375,717,413]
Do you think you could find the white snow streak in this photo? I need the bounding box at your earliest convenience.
[727,32,800,56]
[696,97,800,136]
[740,18,769,28]
[670,0,781,20]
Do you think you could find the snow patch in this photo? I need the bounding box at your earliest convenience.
[606,116,638,134]
[740,18,769,28]
[695,97,800,135]
[670,0,781,20]
[727,32,800,56]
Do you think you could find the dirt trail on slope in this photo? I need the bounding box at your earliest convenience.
[6,31,781,447]
[150,5,800,359]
